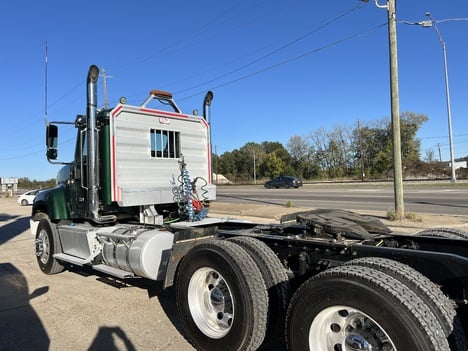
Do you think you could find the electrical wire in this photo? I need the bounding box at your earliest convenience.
[173,3,368,96]
[4,4,379,165]
[177,22,388,102]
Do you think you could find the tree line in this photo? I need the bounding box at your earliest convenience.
[17,177,56,190]
[214,112,459,183]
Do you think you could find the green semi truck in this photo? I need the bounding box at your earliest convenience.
[31,65,468,351]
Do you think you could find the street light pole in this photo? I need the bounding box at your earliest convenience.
[362,0,405,218]
[424,13,457,183]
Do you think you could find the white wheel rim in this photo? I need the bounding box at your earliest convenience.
[187,267,234,339]
[309,305,396,351]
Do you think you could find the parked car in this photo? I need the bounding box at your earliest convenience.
[17,189,42,206]
[264,176,303,189]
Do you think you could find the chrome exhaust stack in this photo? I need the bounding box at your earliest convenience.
[86,65,115,223]
[203,91,214,183]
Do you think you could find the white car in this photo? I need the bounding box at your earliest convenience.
[17,189,41,206]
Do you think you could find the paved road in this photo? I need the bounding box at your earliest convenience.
[216,183,468,216]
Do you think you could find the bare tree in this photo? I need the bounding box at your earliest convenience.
[287,135,308,161]
[425,148,436,164]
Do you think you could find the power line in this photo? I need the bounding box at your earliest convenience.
[4,5,380,161]
[420,133,468,140]
[173,3,368,96]
[177,22,387,102]
[117,3,369,103]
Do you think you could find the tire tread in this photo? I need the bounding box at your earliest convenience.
[176,239,268,351]
[286,265,450,351]
[344,257,466,351]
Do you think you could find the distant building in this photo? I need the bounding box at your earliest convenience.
[450,161,467,170]
[1,177,18,195]
[213,174,232,185]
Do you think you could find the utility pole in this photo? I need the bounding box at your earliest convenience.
[358,119,365,181]
[362,0,404,218]
[100,68,113,108]
[387,0,404,218]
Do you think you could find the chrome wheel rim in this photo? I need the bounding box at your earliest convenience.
[187,267,234,339]
[35,230,50,264]
[309,305,396,351]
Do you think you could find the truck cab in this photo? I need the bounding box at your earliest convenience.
[33,65,215,227]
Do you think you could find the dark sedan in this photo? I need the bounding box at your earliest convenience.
[264,176,303,189]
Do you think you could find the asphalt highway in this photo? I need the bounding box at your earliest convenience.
[216,182,468,216]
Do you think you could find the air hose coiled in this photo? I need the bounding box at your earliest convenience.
[178,159,208,221]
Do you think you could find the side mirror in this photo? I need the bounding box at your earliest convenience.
[46,124,58,160]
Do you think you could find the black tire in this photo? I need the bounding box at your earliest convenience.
[35,217,65,274]
[228,236,291,346]
[286,265,450,351]
[21,199,28,206]
[344,257,467,351]
[415,227,468,239]
[176,239,268,351]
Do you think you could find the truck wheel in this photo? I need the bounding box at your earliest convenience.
[286,265,450,351]
[415,227,468,239]
[228,236,291,345]
[344,257,466,351]
[176,239,268,351]
[35,217,65,274]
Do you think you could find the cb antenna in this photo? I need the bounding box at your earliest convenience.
[44,41,48,126]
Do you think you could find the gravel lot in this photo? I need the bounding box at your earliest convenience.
[0,197,194,351]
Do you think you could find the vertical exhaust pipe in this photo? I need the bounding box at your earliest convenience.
[203,91,213,121]
[86,65,115,223]
[87,65,99,221]
[203,91,214,183]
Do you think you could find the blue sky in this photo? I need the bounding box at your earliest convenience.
[1,0,468,180]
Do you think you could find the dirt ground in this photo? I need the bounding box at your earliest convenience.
[1,196,468,351]
[0,197,195,351]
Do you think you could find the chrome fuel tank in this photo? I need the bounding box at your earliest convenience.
[100,227,174,280]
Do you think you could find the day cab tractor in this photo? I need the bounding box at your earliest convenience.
[31,65,468,351]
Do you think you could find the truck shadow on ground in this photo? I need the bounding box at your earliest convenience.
[0,215,30,245]
[72,265,287,351]
[147,281,287,350]
[0,263,50,350]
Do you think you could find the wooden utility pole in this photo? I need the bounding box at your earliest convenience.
[387,0,404,219]
[362,0,404,218]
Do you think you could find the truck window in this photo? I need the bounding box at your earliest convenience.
[150,129,180,158]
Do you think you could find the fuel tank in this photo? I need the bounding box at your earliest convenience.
[100,227,174,280]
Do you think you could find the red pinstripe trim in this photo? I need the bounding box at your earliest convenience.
[111,105,123,117]
[111,135,118,201]
[207,144,212,183]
